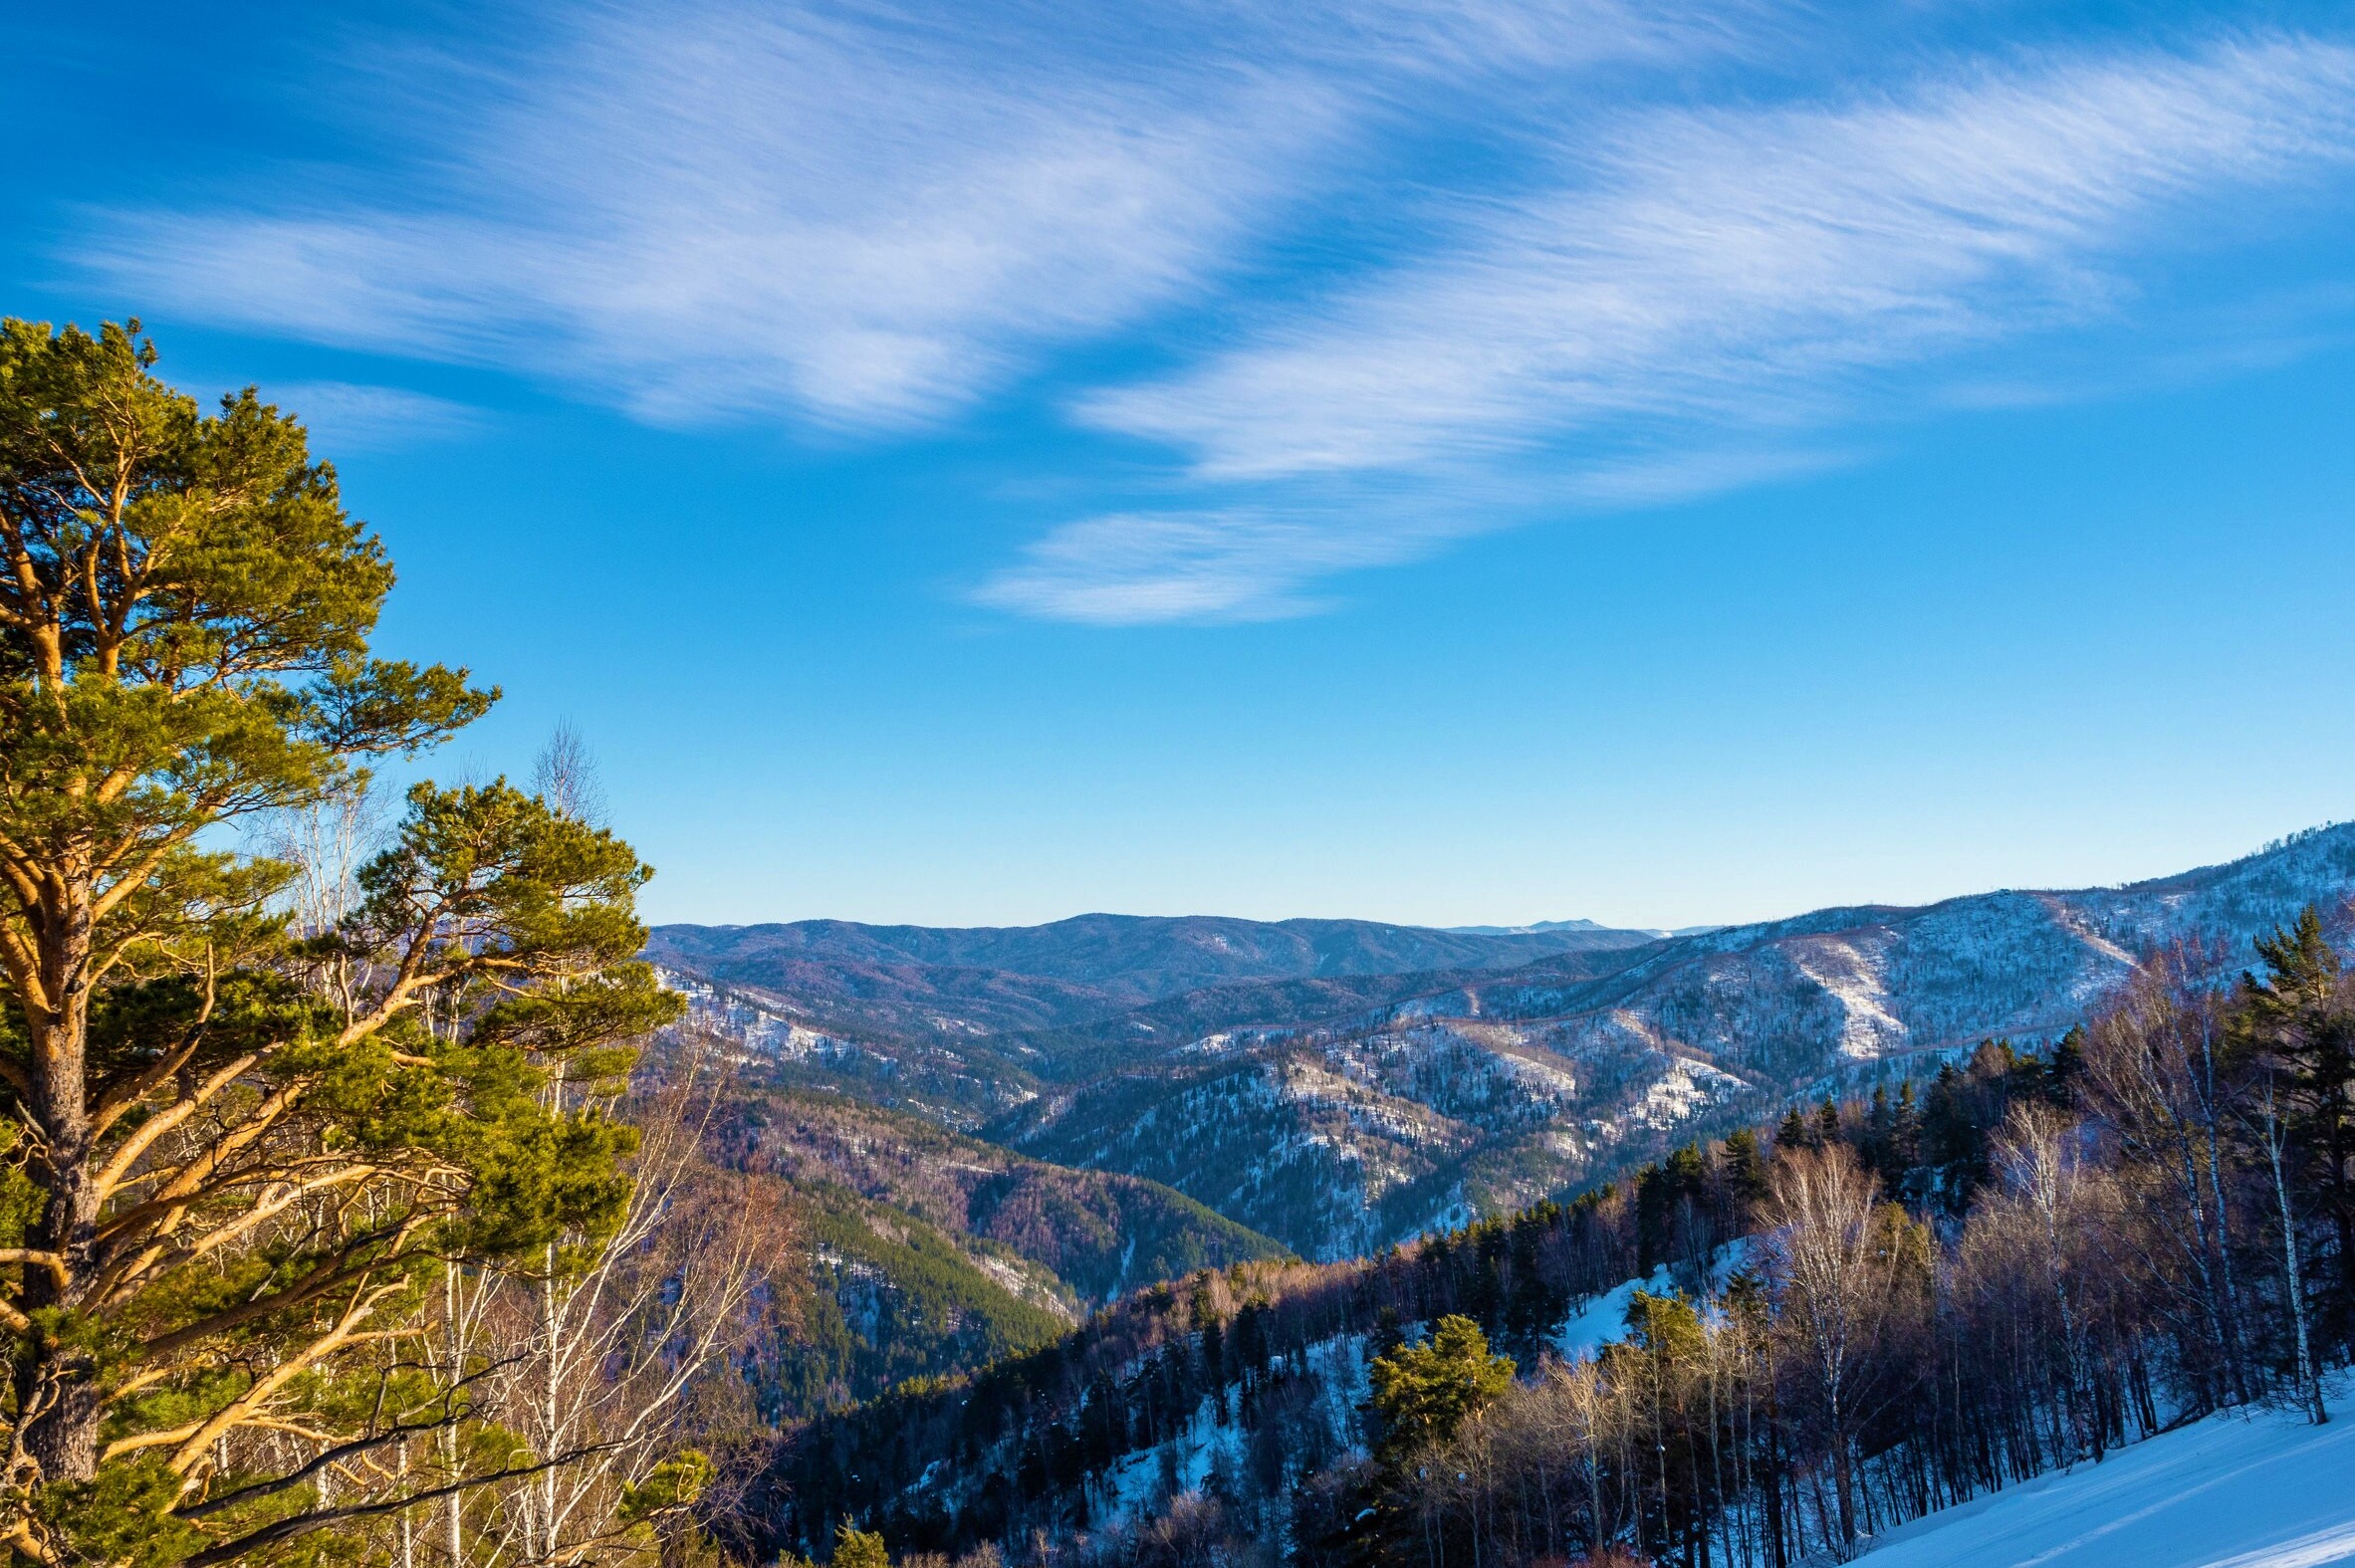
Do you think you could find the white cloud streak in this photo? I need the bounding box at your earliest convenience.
[987,35,2355,624]
[81,0,1705,429]
[69,11,2355,626]
[1082,38,2355,481]
[86,4,1346,426]
[968,444,1872,624]
[971,504,1476,623]
[259,381,486,451]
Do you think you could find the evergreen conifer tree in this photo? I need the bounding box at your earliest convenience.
[1719,1128,1768,1227]
[1365,1315,1513,1469]
[1813,1096,1842,1148]
[2238,908,2355,1357]
[0,320,679,1563]
[832,1521,891,1568]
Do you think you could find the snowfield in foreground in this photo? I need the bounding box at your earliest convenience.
[1858,1396,2355,1568]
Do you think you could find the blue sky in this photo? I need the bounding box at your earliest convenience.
[9,0,2355,929]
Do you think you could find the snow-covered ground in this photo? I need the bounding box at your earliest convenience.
[1553,1240,1756,1360]
[1858,1396,2355,1568]
[1090,1334,1372,1535]
[1553,1266,1679,1359]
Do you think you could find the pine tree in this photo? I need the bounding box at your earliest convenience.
[1720,1128,1769,1229]
[832,1522,891,1568]
[1502,1207,1562,1359]
[1856,1082,1922,1194]
[0,320,678,1562]
[2047,1024,2088,1103]
[1889,1080,1924,1202]
[1366,1315,1514,1468]
[1636,1159,1676,1273]
[1862,1085,1895,1185]
[2237,907,2354,1400]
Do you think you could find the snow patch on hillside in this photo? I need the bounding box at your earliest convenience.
[1554,1266,1675,1359]
[1553,1241,1755,1361]
[1629,1056,1747,1130]
[1786,936,1907,1058]
[1090,1334,1374,1534]
[969,1251,1076,1320]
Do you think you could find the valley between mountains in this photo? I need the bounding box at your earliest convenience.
[655,821,2355,1286]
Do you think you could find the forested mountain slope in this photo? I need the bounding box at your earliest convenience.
[999,824,2355,1253]
[988,1029,1617,1258]
[1003,940,1672,1076]
[704,1064,1291,1420]
[758,1180,1076,1421]
[1420,818,2355,1062]
[663,972,1040,1124]
[745,1203,1607,1560]
[737,966,2355,1568]
[672,825,2355,1259]
[719,1083,1291,1307]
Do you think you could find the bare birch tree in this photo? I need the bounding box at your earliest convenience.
[2080,945,2250,1408]
[1759,1145,1927,1556]
[487,1048,763,1564]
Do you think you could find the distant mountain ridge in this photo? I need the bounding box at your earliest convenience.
[664,823,2355,1259]
[647,912,1663,1045]
[1448,918,1724,938]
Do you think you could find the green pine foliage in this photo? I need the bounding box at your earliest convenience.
[0,318,679,1564]
[832,1522,891,1568]
[1365,1316,1513,1467]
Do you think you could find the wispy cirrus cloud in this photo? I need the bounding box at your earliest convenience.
[970,436,1882,622]
[1082,38,2355,480]
[88,4,1334,428]
[77,0,1716,430]
[67,8,2355,627]
[971,502,1480,623]
[1011,34,2355,622]
[260,381,486,451]
[969,444,1872,624]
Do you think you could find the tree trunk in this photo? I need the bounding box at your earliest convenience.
[2199,1022,2250,1404]
[1826,1373,1856,1555]
[2261,1096,2327,1425]
[20,880,100,1484]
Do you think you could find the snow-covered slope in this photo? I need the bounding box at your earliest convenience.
[1552,1240,1755,1359]
[1006,825,2355,1253]
[1457,822,2355,1079]
[689,825,2355,1257]
[1858,1400,2355,1568]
